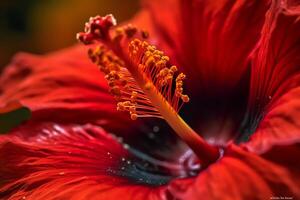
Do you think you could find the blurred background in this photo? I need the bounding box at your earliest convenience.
[0,0,140,69]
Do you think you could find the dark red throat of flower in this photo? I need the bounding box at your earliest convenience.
[77,14,220,168]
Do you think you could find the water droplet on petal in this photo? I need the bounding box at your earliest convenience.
[153,126,160,132]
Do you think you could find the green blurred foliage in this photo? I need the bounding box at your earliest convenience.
[0,0,139,68]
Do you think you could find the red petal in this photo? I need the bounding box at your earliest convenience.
[1,123,299,199]
[0,123,166,200]
[174,144,300,199]
[141,0,270,141]
[246,1,300,153]
[143,0,269,93]
[0,45,133,132]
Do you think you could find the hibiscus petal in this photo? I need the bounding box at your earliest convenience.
[171,144,300,199]
[0,45,134,133]
[245,1,300,152]
[1,123,299,199]
[143,0,269,92]
[141,0,270,141]
[0,123,167,200]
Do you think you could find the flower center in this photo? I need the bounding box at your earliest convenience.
[77,15,220,168]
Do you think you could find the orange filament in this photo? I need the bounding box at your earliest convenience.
[88,39,190,121]
[78,15,220,167]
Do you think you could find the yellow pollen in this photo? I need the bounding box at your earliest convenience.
[144,82,152,91]
[87,38,190,121]
[130,113,138,120]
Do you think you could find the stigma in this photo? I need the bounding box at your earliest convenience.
[77,15,220,167]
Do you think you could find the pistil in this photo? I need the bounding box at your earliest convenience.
[77,15,220,167]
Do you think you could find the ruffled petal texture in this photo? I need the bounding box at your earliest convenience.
[245,0,300,153]
[0,45,136,133]
[0,123,167,200]
[180,144,300,200]
[1,123,299,200]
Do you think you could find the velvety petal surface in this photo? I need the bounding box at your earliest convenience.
[245,0,300,153]
[1,122,299,200]
[0,45,134,133]
[0,122,167,200]
[141,0,270,142]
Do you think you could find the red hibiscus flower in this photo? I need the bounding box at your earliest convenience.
[1,0,300,199]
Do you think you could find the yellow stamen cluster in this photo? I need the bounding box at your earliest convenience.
[176,73,190,102]
[116,91,138,120]
[88,38,190,120]
[87,33,189,120]
[88,46,125,100]
[88,45,158,120]
[129,39,190,112]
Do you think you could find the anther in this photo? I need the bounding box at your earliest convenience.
[144,82,152,91]
[181,95,190,103]
[141,30,149,39]
[124,24,137,38]
[130,113,138,120]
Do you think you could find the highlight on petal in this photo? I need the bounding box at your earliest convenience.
[0,46,133,132]
[0,122,168,200]
[244,0,300,153]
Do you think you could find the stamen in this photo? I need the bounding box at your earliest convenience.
[77,15,220,167]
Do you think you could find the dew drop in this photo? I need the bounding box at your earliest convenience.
[153,126,160,133]
[121,157,126,162]
[123,144,130,149]
[117,137,124,142]
[59,172,65,175]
